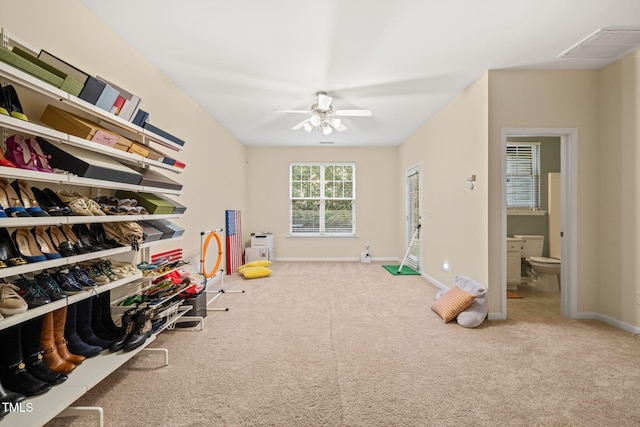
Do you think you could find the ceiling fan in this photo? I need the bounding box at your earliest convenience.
[274,91,372,135]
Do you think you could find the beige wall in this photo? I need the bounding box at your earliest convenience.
[3,1,247,266]
[399,74,489,289]
[488,70,600,316]
[245,146,401,260]
[597,51,640,325]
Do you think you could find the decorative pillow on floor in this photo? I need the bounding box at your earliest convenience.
[237,260,272,273]
[453,274,488,328]
[431,286,475,322]
[240,266,272,279]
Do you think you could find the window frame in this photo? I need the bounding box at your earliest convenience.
[289,162,356,237]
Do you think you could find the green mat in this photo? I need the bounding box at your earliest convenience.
[382,265,420,275]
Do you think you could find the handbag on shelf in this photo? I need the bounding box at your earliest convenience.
[103,221,144,250]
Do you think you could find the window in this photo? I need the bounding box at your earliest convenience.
[290,163,355,236]
[506,143,540,210]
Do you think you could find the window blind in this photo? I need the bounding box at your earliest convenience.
[506,143,540,210]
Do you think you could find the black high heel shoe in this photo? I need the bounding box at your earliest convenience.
[2,85,28,121]
[42,188,77,216]
[60,224,92,254]
[46,226,77,257]
[0,228,27,267]
[71,224,104,251]
[89,223,121,249]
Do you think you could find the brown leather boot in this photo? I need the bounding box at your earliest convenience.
[40,311,76,373]
[52,307,85,365]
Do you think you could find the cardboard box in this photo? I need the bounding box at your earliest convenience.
[40,104,120,147]
[142,121,185,147]
[35,137,143,185]
[11,47,84,96]
[0,46,64,88]
[37,50,89,87]
[127,143,150,158]
[131,167,183,191]
[155,193,186,214]
[139,219,176,239]
[245,247,271,263]
[115,191,176,214]
[140,222,163,242]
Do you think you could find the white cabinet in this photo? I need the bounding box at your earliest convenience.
[507,238,522,290]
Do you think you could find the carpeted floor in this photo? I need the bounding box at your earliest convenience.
[44,262,640,426]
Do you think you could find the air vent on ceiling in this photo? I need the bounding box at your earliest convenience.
[557,27,640,60]
[319,141,335,145]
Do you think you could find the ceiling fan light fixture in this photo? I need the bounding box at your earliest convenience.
[330,117,342,128]
[304,122,314,132]
[322,124,333,135]
[309,114,322,127]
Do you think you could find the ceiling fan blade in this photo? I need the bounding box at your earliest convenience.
[335,122,348,132]
[274,109,311,114]
[334,109,373,117]
[317,93,332,111]
[291,118,309,130]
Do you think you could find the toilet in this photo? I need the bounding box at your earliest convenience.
[513,234,561,294]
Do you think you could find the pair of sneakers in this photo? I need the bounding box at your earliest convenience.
[0,283,28,316]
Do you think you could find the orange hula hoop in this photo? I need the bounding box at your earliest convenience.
[201,230,223,279]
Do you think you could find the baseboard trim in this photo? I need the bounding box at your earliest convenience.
[421,272,448,291]
[574,312,640,335]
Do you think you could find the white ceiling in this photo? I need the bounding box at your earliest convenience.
[80,0,640,147]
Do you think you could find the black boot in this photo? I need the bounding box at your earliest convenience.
[65,303,102,358]
[123,307,153,352]
[76,298,112,349]
[0,380,25,406]
[0,377,26,419]
[0,325,51,397]
[21,317,67,385]
[109,308,137,353]
[99,290,122,337]
[91,294,119,341]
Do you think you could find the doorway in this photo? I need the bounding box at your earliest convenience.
[501,128,578,319]
[406,164,422,272]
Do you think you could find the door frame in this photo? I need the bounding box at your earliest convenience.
[501,128,578,319]
[406,162,423,272]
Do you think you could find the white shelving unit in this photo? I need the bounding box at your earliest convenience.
[0,29,193,426]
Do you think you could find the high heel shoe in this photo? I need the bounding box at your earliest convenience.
[0,150,16,168]
[60,224,92,254]
[2,85,28,121]
[11,227,47,263]
[42,188,77,216]
[46,226,77,258]
[72,224,104,251]
[29,138,54,173]
[5,134,39,171]
[0,178,31,217]
[31,227,62,260]
[0,85,10,117]
[10,179,49,217]
[90,223,121,249]
[0,228,27,266]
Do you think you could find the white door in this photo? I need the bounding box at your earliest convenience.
[406,165,421,271]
